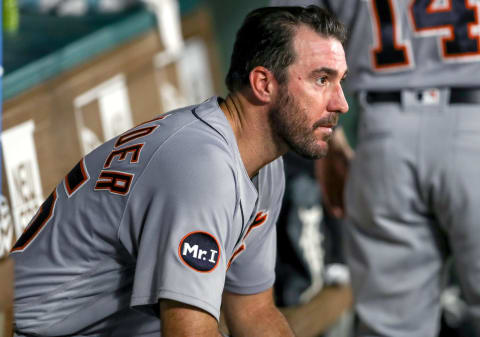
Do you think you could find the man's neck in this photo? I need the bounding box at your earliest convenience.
[220,92,287,178]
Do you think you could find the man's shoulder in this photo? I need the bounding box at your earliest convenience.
[160,97,232,149]
[84,97,233,173]
[129,99,240,198]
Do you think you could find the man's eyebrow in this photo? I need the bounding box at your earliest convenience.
[311,67,348,78]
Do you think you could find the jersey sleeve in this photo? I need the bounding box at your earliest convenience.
[224,161,286,295]
[118,130,237,321]
[224,221,278,294]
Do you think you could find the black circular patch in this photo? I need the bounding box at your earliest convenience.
[178,231,221,272]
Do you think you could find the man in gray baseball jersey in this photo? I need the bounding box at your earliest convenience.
[273,0,480,336]
[10,6,348,337]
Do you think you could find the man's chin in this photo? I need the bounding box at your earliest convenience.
[290,144,328,160]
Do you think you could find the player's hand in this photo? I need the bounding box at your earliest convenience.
[314,127,354,219]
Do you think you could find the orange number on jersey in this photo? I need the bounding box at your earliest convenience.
[11,191,57,252]
[369,0,480,71]
[410,0,480,60]
[369,0,412,70]
[227,211,268,269]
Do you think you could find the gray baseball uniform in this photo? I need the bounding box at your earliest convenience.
[271,1,480,336]
[11,96,285,336]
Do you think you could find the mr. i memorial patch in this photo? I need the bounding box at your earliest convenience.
[178,231,221,273]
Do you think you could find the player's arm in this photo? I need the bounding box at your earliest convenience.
[314,126,354,218]
[222,287,296,337]
[279,284,353,337]
[160,299,224,337]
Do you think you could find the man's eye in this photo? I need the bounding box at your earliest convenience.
[316,77,327,86]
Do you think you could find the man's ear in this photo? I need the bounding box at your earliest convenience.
[248,66,277,103]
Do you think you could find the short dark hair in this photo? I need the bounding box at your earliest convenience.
[225,6,347,92]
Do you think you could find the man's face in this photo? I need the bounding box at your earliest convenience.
[269,26,349,159]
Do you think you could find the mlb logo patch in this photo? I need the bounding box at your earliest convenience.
[419,88,440,105]
[178,231,220,273]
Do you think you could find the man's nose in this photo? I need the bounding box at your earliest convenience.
[328,85,349,114]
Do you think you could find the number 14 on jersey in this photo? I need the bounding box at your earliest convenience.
[369,0,480,70]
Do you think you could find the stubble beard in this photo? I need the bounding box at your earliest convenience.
[269,86,331,160]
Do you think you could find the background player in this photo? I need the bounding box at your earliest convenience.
[275,131,354,337]
[273,0,480,336]
[10,6,348,336]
